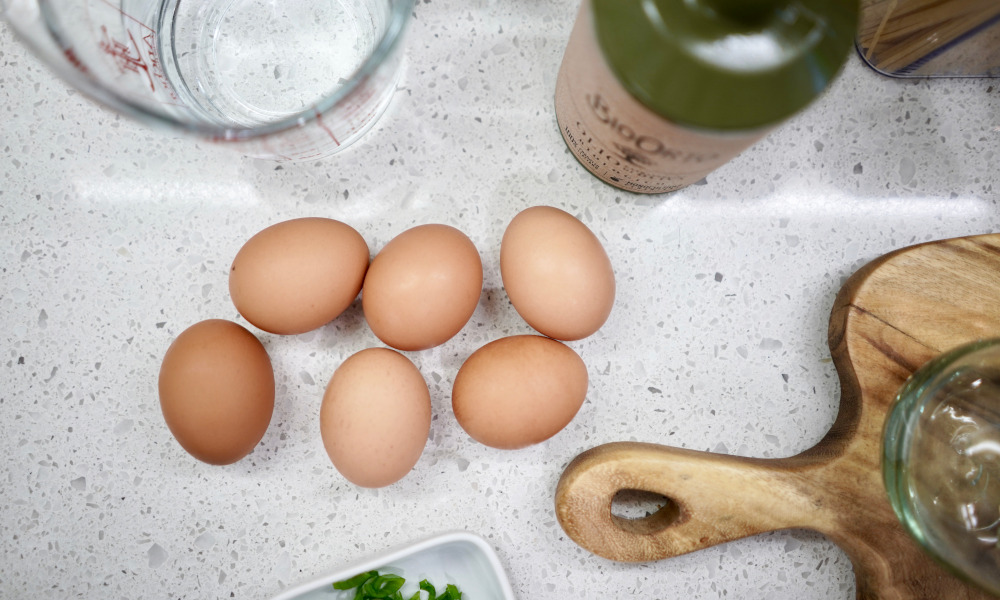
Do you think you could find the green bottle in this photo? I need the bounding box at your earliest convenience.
[554,0,859,194]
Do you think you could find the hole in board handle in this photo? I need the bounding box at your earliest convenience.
[610,489,682,535]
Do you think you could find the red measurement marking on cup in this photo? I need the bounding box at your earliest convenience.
[95,0,180,102]
[314,110,341,146]
[99,26,155,91]
[62,47,90,74]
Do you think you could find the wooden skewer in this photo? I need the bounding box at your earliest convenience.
[864,0,898,61]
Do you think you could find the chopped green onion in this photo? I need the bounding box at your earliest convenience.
[418,579,436,599]
[363,574,406,598]
[333,569,463,600]
[334,570,378,590]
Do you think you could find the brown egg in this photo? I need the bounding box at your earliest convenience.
[229,217,370,335]
[158,319,275,465]
[362,224,483,351]
[452,335,588,449]
[320,348,431,487]
[500,206,615,341]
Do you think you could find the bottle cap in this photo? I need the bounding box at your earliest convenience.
[593,0,859,131]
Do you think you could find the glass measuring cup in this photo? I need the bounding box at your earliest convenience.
[1,0,413,160]
[883,338,1000,596]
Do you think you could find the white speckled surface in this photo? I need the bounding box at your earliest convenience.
[2,1,999,599]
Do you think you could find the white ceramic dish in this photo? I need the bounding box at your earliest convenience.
[270,531,516,600]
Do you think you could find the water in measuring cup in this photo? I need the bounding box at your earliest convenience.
[141,0,385,128]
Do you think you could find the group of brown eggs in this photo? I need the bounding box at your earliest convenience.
[157,206,616,487]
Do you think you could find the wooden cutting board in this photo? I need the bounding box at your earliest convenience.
[555,233,1000,599]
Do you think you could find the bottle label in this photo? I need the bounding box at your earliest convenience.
[554,1,768,194]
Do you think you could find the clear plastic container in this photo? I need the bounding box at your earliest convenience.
[858,0,1000,77]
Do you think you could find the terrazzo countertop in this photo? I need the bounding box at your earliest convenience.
[2,1,999,599]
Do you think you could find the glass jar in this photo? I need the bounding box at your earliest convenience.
[883,338,1000,595]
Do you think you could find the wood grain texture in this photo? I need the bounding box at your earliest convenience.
[555,233,1000,599]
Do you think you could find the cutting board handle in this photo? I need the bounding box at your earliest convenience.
[554,235,1000,598]
[554,441,826,562]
